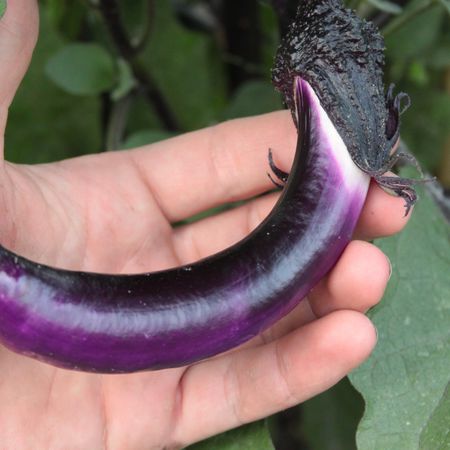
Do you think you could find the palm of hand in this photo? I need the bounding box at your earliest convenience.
[0,1,411,449]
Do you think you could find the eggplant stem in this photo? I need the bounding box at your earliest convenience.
[375,174,419,215]
[267,148,289,189]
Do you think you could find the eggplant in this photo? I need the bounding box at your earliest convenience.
[0,0,413,373]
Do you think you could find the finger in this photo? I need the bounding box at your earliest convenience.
[127,111,296,222]
[171,310,376,447]
[0,0,39,136]
[308,240,390,317]
[209,300,316,356]
[172,181,409,264]
[173,192,278,264]
[126,109,414,225]
[236,240,389,348]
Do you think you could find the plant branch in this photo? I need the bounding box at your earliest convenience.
[96,0,179,131]
[98,0,135,58]
[105,93,133,150]
[134,0,155,53]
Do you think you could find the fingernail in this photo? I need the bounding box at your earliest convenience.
[387,256,393,281]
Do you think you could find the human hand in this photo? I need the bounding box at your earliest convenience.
[0,2,412,448]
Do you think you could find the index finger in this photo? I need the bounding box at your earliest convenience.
[126,110,296,223]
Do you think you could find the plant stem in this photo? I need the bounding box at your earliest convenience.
[134,0,155,53]
[382,0,435,37]
[97,0,179,132]
[105,93,133,150]
[98,0,135,58]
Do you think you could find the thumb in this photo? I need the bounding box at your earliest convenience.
[0,0,39,143]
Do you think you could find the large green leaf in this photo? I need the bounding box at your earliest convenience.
[186,420,274,450]
[349,187,450,450]
[419,382,450,448]
[45,43,117,96]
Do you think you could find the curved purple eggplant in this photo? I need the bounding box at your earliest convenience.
[0,78,369,373]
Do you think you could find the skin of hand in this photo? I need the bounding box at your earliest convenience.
[0,2,412,449]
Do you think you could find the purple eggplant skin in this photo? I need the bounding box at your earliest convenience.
[0,78,370,373]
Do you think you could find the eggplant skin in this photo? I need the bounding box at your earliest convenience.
[272,0,420,213]
[0,78,369,373]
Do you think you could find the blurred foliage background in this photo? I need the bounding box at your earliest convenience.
[4,1,449,449]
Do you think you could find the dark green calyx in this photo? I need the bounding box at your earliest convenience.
[272,0,421,214]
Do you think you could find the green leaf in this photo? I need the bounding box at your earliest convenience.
[300,377,364,450]
[0,0,6,19]
[122,129,174,149]
[349,186,450,450]
[367,0,402,14]
[419,382,450,448]
[385,2,445,61]
[45,43,117,96]
[186,420,274,450]
[420,384,450,450]
[222,81,282,120]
